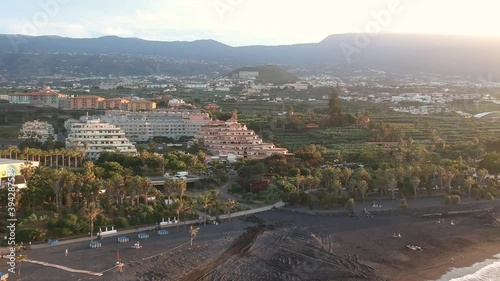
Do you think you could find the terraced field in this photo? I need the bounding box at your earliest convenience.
[372,114,500,143]
[266,114,500,159]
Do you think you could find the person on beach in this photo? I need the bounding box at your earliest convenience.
[65,249,68,256]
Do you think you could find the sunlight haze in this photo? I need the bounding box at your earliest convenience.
[2,0,500,45]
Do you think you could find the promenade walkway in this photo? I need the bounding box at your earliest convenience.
[24,259,103,276]
[3,201,285,252]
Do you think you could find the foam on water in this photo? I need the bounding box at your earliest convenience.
[434,254,500,281]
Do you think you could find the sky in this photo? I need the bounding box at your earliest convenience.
[2,0,500,46]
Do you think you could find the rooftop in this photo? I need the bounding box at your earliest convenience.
[72,95,104,99]
[0,158,39,165]
[10,91,59,96]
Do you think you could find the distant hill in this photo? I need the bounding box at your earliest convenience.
[1,34,500,80]
[227,65,299,84]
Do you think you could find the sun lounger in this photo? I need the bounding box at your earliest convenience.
[117,236,129,243]
[90,241,102,248]
[158,229,169,235]
[138,233,149,239]
[406,244,423,251]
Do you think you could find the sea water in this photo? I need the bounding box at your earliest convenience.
[434,254,500,281]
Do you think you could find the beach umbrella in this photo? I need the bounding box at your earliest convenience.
[116,250,120,261]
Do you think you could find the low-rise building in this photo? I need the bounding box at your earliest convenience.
[127,100,157,111]
[71,95,105,109]
[103,98,129,110]
[65,118,137,160]
[8,89,63,108]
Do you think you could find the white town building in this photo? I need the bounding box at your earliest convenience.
[91,110,212,142]
[196,116,289,160]
[65,118,137,160]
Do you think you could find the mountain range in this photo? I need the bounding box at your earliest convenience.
[1,33,500,81]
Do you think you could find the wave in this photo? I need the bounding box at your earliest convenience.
[435,254,500,281]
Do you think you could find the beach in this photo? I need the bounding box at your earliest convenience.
[4,200,500,281]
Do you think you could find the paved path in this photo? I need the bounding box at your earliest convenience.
[219,175,238,201]
[2,200,285,254]
[4,195,494,253]
[25,259,103,276]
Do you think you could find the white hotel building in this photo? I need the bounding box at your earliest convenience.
[65,118,137,160]
[197,117,289,160]
[96,110,213,142]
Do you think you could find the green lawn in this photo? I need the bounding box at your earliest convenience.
[0,125,20,138]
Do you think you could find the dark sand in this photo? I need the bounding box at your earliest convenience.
[8,201,500,281]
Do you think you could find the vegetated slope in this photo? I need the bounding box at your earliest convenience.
[1,34,500,79]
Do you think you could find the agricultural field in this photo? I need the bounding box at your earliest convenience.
[371,114,500,143]
[261,113,500,160]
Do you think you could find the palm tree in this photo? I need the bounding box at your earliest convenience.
[163,178,176,204]
[83,161,97,182]
[66,149,73,169]
[443,169,458,193]
[200,193,213,225]
[16,253,27,277]
[62,171,77,210]
[321,166,337,191]
[13,147,20,160]
[82,202,100,243]
[41,150,47,166]
[126,176,142,206]
[207,190,223,216]
[341,168,352,190]
[54,149,60,167]
[47,149,54,168]
[52,169,64,210]
[35,148,42,162]
[181,199,193,230]
[20,161,35,184]
[173,199,183,232]
[189,225,199,246]
[464,176,476,198]
[61,149,66,168]
[141,177,153,203]
[436,166,446,189]
[6,145,15,159]
[410,176,421,200]
[477,169,489,186]
[109,173,124,206]
[74,149,80,168]
[225,199,237,216]
[358,180,368,203]
[22,147,30,161]
[176,179,187,201]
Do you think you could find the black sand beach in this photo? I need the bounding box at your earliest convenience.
[5,200,500,281]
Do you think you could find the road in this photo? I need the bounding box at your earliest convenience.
[148,175,203,185]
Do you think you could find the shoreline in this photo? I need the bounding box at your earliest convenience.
[5,203,500,281]
[392,241,500,281]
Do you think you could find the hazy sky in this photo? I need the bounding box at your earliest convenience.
[2,0,500,46]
